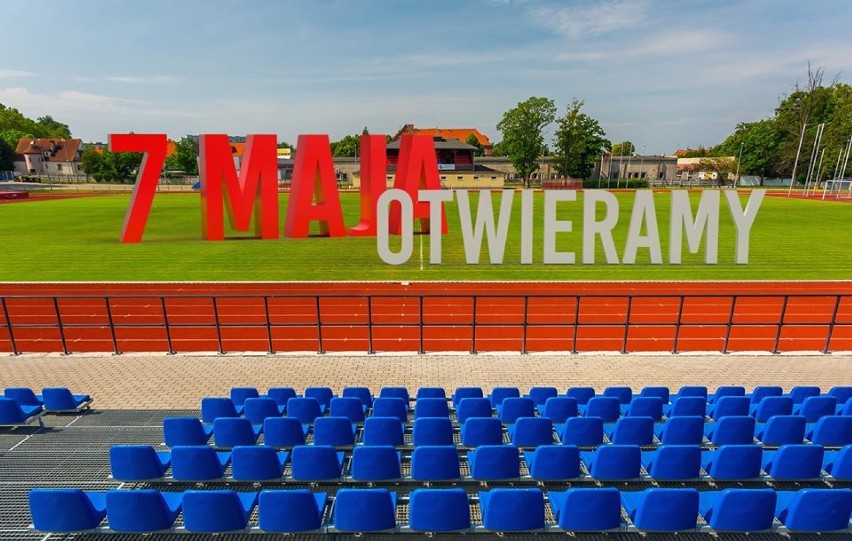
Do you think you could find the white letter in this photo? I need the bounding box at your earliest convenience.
[583,190,620,264]
[669,190,719,264]
[543,190,576,264]
[457,190,514,264]
[724,189,765,264]
[623,190,662,264]
[418,189,453,264]
[377,189,412,265]
[521,189,533,264]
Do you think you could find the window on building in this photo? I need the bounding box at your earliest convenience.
[456,176,462,180]
[57,164,63,172]
[473,176,479,180]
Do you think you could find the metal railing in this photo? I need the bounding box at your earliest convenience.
[0,293,848,355]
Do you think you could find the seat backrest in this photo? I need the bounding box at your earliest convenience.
[560,417,603,446]
[704,445,762,480]
[627,397,663,420]
[267,387,297,407]
[0,397,27,423]
[798,396,836,422]
[290,445,343,481]
[711,396,750,419]
[510,417,553,447]
[412,417,454,446]
[163,417,209,447]
[286,397,322,424]
[41,387,78,410]
[258,489,326,533]
[750,386,783,405]
[540,396,577,423]
[478,488,545,531]
[646,445,701,480]
[527,445,580,480]
[499,397,535,423]
[669,396,706,417]
[584,397,620,422]
[410,446,460,480]
[809,415,852,446]
[231,445,285,481]
[105,489,180,532]
[304,387,334,408]
[460,417,503,447]
[627,488,699,531]
[789,386,820,404]
[588,444,641,480]
[828,386,852,404]
[29,489,106,532]
[490,386,520,407]
[776,488,852,532]
[333,488,396,532]
[171,446,228,481]
[610,416,654,445]
[456,397,492,422]
[371,397,408,422]
[408,488,470,532]
[4,387,40,405]
[469,445,520,480]
[709,416,756,445]
[603,386,632,404]
[825,446,852,480]
[753,396,793,421]
[342,386,373,408]
[243,398,281,424]
[312,416,355,446]
[229,387,259,407]
[703,488,776,532]
[414,397,449,418]
[416,387,446,399]
[213,417,258,447]
[551,487,620,531]
[676,386,707,399]
[452,386,483,406]
[764,444,824,480]
[350,445,401,481]
[329,397,365,422]
[200,397,239,423]
[362,416,404,446]
[710,386,745,403]
[658,416,704,445]
[181,490,255,532]
[109,445,167,481]
[527,386,558,406]
[639,386,669,403]
[566,386,595,405]
[379,386,409,403]
[262,417,306,447]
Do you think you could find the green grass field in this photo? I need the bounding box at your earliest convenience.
[0,191,850,281]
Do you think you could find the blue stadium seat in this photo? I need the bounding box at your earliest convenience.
[329,397,366,422]
[656,416,704,445]
[468,445,520,480]
[267,387,297,409]
[774,489,852,532]
[333,488,396,532]
[41,387,91,412]
[549,487,621,531]
[200,397,239,423]
[754,415,806,445]
[788,386,820,404]
[379,386,409,403]
[371,397,408,421]
[566,386,595,405]
[110,445,170,481]
[489,386,520,408]
[290,445,345,481]
[4,387,43,406]
[823,445,852,480]
[408,488,470,532]
[416,387,446,399]
[508,417,553,446]
[527,386,558,406]
[675,386,707,400]
[539,396,577,423]
[698,489,776,532]
[410,446,460,480]
[229,387,259,414]
[230,445,287,481]
[621,488,699,531]
[182,490,257,533]
[748,386,783,406]
[350,445,401,481]
[795,396,837,422]
[163,417,213,447]
[456,397,492,422]
[461,417,504,447]
[342,386,373,408]
[286,397,323,424]
[105,489,182,532]
[29,489,106,532]
[642,445,701,480]
[412,417,453,446]
[665,396,706,418]
[603,386,632,404]
[828,386,852,405]
[452,386,483,407]
[213,417,261,447]
[807,415,852,446]
[525,445,580,480]
[701,445,762,480]
[414,397,449,418]
[762,444,824,480]
[498,397,536,423]
[170,446,230,481]
[581,396,620,422]
[243,397,284,424]
[639,386,669,404]
[624,397,663,420]
[581,444,641,480]
[751,396,793,421]
[608,416,654,445]
[304,386,335,410]
[707,396,750,420]
[361,416,404,446]
[257,489,327,533]
[708,386,745,404]
[0,397,43,425]
[478,488,545,532]
[262,417,307,447]
[560,417,604,446]
[312,416,356,446]
[704,416,755,445]
[839,397,852,415]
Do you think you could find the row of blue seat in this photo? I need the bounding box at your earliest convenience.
[30,486,852,533]
[3,387,92,412]
[110,443,852,482]
[165,414,852,449]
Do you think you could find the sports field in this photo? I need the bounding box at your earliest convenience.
[0,190,849,281]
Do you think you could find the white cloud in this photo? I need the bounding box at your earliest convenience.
[0,68,37,78]
[530,0,648,39]
[105,75,179,84]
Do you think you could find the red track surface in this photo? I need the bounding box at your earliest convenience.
[1,282,851,354]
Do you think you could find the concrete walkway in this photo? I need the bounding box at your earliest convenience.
[1,352,850,409]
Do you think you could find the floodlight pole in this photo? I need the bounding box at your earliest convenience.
[735,142,744,184]
[804,123,824,197]
[787,123,807,197]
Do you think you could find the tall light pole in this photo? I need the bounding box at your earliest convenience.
[787,123,808,197]
[735,142,744,185]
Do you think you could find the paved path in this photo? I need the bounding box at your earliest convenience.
[1,352,849,408]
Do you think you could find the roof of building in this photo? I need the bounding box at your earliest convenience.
[393,124,493,147]
[386,137,476,151]
[14,138,83,162]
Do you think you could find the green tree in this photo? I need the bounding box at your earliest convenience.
[697,156,737,186]
[496,96,557,188]
[0,128,34,170]
[465,133,485,157]
[80,147,102,177]
[82,147,142,183]
[553,99,609,179]
[330,134,360,157]
[490,140,507,157]
[35,115,71,138]
[718,120,783,184]
[164,138,199,175]
[611,141,635,156]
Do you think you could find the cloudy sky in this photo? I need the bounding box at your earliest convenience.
[1,0,850,153]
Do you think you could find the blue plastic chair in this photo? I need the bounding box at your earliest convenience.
[312,416,356,446]
[708,386,745,404]
[379,386,409,403]
[707,396,750,420]
[456,397,492,422]
[414,397,450,418]
[665,396,706,418]
[639,386,669,404]
[674,386,707,400]
[603,386,632,404]
[262,417,307,447]
[371,397,408,421]
[608,416,654,445]
[170,446,230,481]
[807,415,852,446]
[621,488,699,531]
[290,445,344,481]
[704,416,755,445]
[581,397,620,422]
[230,446,287,481]
[410,445,460,480]
[304,386,335,410]
[701,445,762,480]
[361,416,404,446]
[243,397,283,424]
[4,387,43,406]
[795,396,837,422]
[412,417,453,446]
[416,387,446,399]
[625,396,663,420]
[788,386,820,404]
[478,488,545,532]
[0,397,42,425]
[29,489,106,532]
[581,445,641,480]
[525,445,579,480]
[267,387,297,409]
[163,417,213,447]
[539,396,577,423]
[560,417,603,446]
[774,489,852,532]
[498,397,536,423]
[508,417,553,447]
[762,444,824,480]
[549,487,621,531]
[642,445,701,480]
[350,445,401,480]
[110,445,170,481]
[751,396,793,421]
[258,490,327,533]
[408,488,470,532]
[182,490,257,532]
[755,415,806,445]
[342,386,373,408]
[460,417,504,447]
[823,445,852,480]
[41,387,91,412]
[468,445,520,480]
[828,386,852,405]
[329,397,366,422]
[489,386,520,408]
[748,385,782,406]
[105,490,182,532]
[213,417,261,447]
[527,386,558,406]
[566,386,595,405]
[229,387,259,413]
[656,416,704,445]
[200,397,239,423]
[839,397,852,415]
[698,489,776,532]
[452,386,483,407]
[333,488,396,532]
[286,397,323,424]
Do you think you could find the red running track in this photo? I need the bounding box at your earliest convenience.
[1,282,851,354]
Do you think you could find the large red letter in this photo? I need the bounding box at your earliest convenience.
[200,134,278,240]
[284,134,345,238]
[347,135,387,236]
[388,135,447,234]
[111,133,168,243]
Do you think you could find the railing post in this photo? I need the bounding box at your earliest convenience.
[368,296,376,355]
[470,296,478,354]
[621,296,633,354]
[772,296,789,354]
[161,297,175,354]
[722,296,738,354]
[672,295,685,354]
[53,297,68,355]
[417,296,424,355]
[212,297,224,354]
[263,296,274,354]
[571,296,580,354]
[1,297,18,356]
[315,296,324,354]
[521,296,529,354]
[823,295,842,354]
[104,297,119,355]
